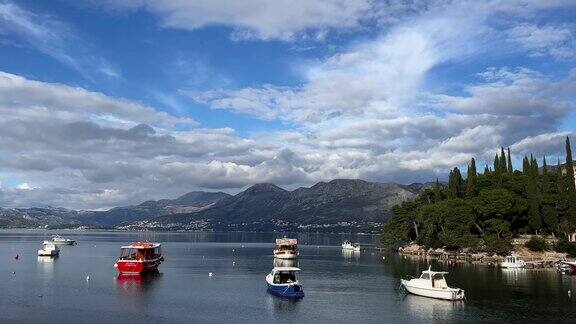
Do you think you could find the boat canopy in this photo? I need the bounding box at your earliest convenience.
[421,266,448,275]
[276,238,297,245]
[272,267,301,272]
[120,242,160,249]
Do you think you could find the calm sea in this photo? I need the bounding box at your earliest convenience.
[1,230,575,323]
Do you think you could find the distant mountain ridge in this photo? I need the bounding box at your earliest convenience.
[0,179,430,232]
[137,179,419,233]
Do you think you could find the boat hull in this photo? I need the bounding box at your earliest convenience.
[52,240,75,245]
[38,250,59,256]
[401,280,464,301]
[500,263,525,269]
[115,258,162,275]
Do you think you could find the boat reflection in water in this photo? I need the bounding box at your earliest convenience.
[37,255,56,279]
[501,268,528,286]
[116,270,162,294]
[266,288,303,320]
[342,249,360,260]
[404,294,464,322]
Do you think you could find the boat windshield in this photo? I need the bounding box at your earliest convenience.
[420,273,431,280]
[120,247,161,260]
[273,271,298,284]
[276,244,297,251]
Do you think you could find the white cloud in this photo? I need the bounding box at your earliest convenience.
[0,1,119,79]
[97,0,374,41]
[507,23,576,59]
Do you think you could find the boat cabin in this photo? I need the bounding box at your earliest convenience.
[271,267,300,284]
[418,268,449,288]
[119,242,162,261]
[275,238,298,252]
[505,255,520,264]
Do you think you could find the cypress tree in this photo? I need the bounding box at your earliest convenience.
[500,147,507,174]
[494,154,500,174]
[484,164,490,175]
[466,158,478,197]
[565,137,576,227]
[522,156,530,174]
[542,156,550,194]
[557,158,569,230]
[434,178,442,203]
[447,167,463,199]
[527,157,541,233]
[507,147,513,174]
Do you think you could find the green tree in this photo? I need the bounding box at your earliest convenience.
[434,178,442,203]
[566,136,576,228]
[507,147,513,174]
[500,147,507,174]
[466,158,478,197]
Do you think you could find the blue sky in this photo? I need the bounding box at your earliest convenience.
[0,0,575,209]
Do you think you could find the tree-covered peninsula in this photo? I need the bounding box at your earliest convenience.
[381,137,576,254]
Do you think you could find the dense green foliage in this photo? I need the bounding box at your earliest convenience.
[554,238,576,257]
[524,236,550,252]
[381,137,576,253]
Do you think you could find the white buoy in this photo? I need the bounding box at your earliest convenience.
[232,249,235,252]
[241,245,245,248]
[232,261,236,266]
[382,256,385,260]
[209,272,213,277]
[569,290,571,297]
[86,275,90,281]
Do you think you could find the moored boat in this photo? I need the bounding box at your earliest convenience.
[500,255,526,268]
[266,267,304,298]
[341,241,361,252]
[273,238,298,259]
[114,242,164,274]
[38,241,60,256]
[559,260,576,274]
[401,266,465,301]
[51,235,76,245]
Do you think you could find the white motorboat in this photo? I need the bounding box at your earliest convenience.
[273,238,298,259]
[38,241,60,256]
[341,241,361,252]
[500,255,526,268]
[51,235,75,245]
[401,266,465,301]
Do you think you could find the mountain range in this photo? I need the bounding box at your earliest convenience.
[0,179,432,233]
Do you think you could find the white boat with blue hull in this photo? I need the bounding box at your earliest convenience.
[401,266,465,301]
[266,267,304,298]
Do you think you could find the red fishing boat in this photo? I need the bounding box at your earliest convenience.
[114,242,164,274]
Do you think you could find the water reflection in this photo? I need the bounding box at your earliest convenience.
[37,256,56,279]
[501,268,528,286]
[116,270,162,294]
[267,293,302,319]
[404,294,464,321]
[342,249,360,260]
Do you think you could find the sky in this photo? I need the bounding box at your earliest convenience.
[0,0,575,209]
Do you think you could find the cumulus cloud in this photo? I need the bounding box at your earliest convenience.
[0,0,575,209]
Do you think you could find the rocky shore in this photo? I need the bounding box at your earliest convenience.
[398,242,568,269]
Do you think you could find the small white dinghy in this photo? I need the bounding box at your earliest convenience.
[500,255,526,268]
[341,241,361,252]
[401,266,465,301]
[38,241,60,256]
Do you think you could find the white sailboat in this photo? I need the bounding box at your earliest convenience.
[401,266,465,301]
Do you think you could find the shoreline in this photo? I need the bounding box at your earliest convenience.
[398,243,568,269]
